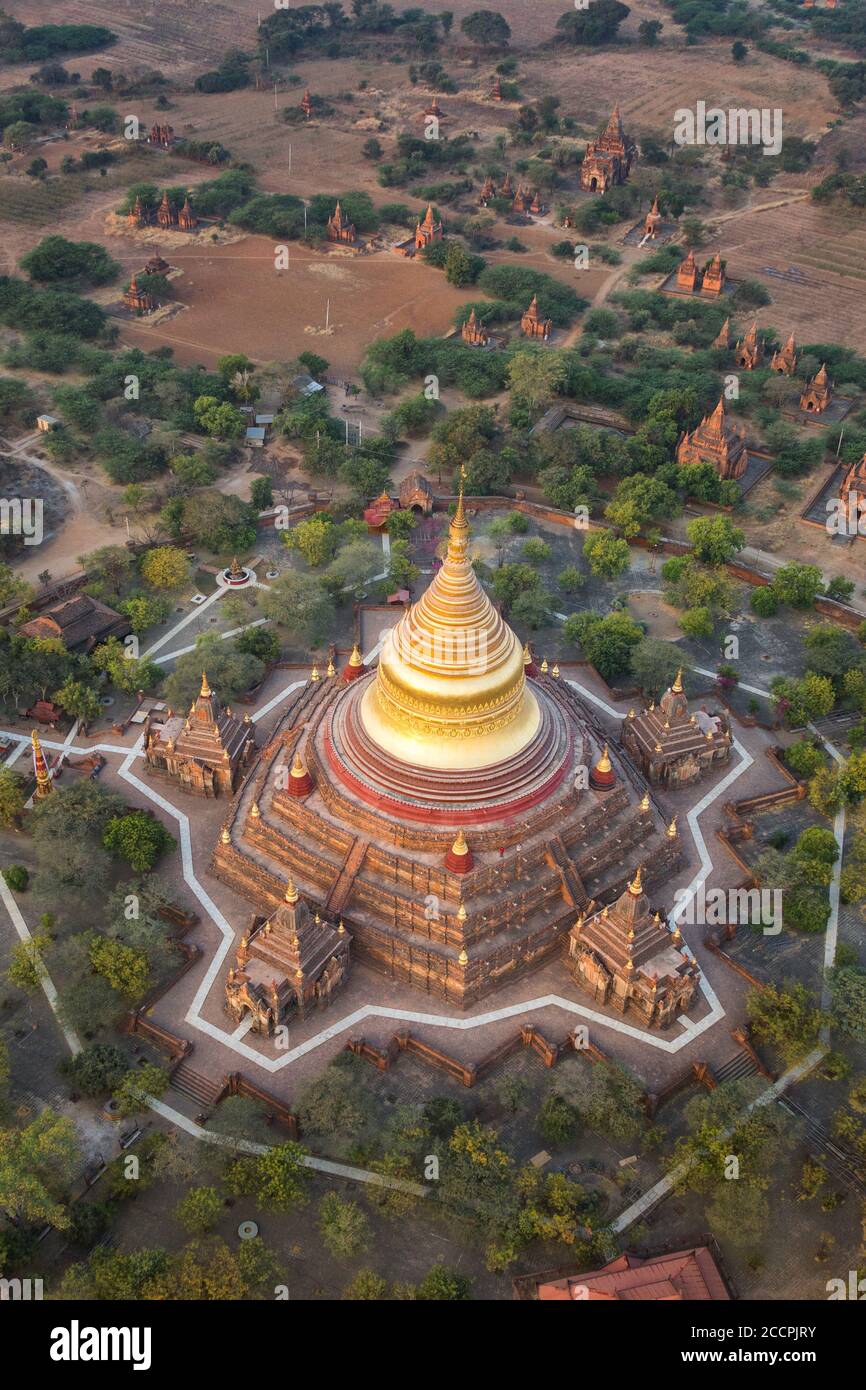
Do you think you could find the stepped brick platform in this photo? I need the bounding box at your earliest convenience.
[211,669,682,1011]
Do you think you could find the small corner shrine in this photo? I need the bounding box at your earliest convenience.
[734,321,763,370]
[123,275,156,315]
[392,203,443,258]
[675,250,725,296]
[461,307,489,346]
[676,396,747,481]
[620,669,732,787]
[565,865,699,1026]
[644,195,662,238]
[225,879,351,1033]
[521,295,552,341]
[579,104,634,192]
[398,470,434,514]
[771,333,797,375]
[144,672,256,797]
[326,201,361,249]
[800,363,832,414]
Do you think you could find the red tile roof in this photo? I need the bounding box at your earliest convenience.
[537,1248,730,1301]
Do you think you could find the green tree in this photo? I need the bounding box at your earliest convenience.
[260,572,335,647]
[0,1109,80,1230]
[318,1191,372,1258]
[583,530,630,579]
[0,766,25,827]
[89,935,151,1000]
[103,811,176,872]
[112,1062,170,1116]
[686,515,745,565]
[175,1185,223,1236]
[772,563,825,609]
[746,982,823,1064]
[140,545,190,591]
[224,1141,310,1212]
[284,515,338,567]
[460,10,511,45]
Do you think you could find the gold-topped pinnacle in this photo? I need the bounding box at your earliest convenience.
[596,743,612,773]
[640,791,650,811]
[200,671,211,698]
[672,667,684,693]
[250,800,260,818]
[458,947,469,966]
[628,708,636,719]
[326,657,336,678]
[349,643,363,668]
[338,918,346,934]
[457,900,467,923]
[523,642,532,665]
[667,816,678,839]
[628,864,644,896]
[221,826,230,844]
[291,750,307,778]
[310,664,320,682]
[451,829,469,857]
[552,663,560,679]
[362,463,540,771]
[285,878,299,904]
[540,657,549,674]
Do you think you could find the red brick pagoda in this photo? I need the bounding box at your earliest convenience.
[771,332,797,375]
[225,878,350,1032]
[735,321,763,370]
[565,864,699,1026]
[520,295,552,341]
[144,672,256,797]
[579,105,634,192]
[675,396,747,481]
[620,669,732,787]
[800,363,832,414]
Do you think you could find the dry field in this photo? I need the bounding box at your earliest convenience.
[115,234,480,375]
[720,200,866,350]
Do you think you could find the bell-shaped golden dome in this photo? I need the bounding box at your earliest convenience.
[361,487,539,769]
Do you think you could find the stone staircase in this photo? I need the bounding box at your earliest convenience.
[715,1049,759,1084]
[325,835,369,917]
[171,1061,221,1107]
[546,834,589,910]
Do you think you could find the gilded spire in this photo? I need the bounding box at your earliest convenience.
[628,864,644,896]
[457,900,467,923]
[220,826,230,844]
[200,671,211,698]
[672,667,684,693]
[326,657,336,678]
[458,947,469,966]
[348,643,363,668]
[31,729,52,797]
[291,750,307,779]
[285,878,299,904]
[640,791,650,811]
[451,829,469,857]
[667,816,678,839]
[447,463,469,561]
[310,664,320,682]
[596,743,612,773]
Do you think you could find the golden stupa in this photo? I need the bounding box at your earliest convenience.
[360,475,540,769]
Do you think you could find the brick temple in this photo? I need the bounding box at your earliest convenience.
[800,363,833,414]
[564,865,699,1025]
[579,105,634,192]
[675,396,747,480]
[144,672,257,796]
[521,295,552,341]
[620,670,732,787]
[225,878,350,1032]
[211,485,685,1012]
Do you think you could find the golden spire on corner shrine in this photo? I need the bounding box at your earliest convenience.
[672,667,684,693]
[628,864,644,896]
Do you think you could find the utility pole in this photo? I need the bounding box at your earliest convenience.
[325,298,330,333]
[288,144,292,176]
[274,81,278,112]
